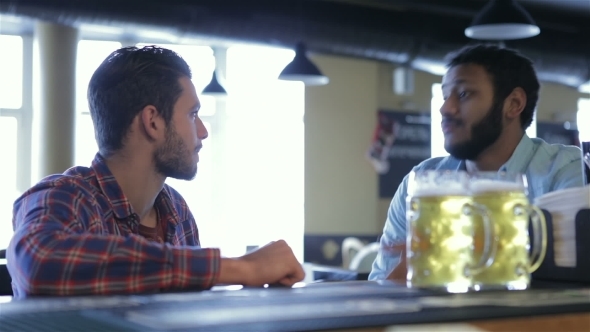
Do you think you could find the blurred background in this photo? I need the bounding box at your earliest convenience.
[0,0,588,269]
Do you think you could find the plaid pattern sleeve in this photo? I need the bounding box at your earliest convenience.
[7,176,221,298]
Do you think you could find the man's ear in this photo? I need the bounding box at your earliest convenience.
[504,87,527,121]
[139,105,165,142]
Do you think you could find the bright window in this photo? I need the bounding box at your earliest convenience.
[0,117,18,248]
[218,45,305,261]
[0,35,23,109]
[578,98,590,143]
[0,34,25,249]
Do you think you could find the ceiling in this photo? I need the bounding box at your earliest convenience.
[1,0,589,88]
[499,0,590,14]
[335,0,590,17]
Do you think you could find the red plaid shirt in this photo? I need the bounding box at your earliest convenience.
[7,154,220,298]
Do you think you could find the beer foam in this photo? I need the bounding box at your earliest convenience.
[470,179,523,194]
[412,183,469,197]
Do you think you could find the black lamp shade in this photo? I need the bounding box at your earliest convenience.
[279,43,329,86]
[465,0,540,40]
[202,70,227,96]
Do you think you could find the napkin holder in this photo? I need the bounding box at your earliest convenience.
[531,209,590,284]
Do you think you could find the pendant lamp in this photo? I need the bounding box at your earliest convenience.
[202,70,227,96]
[279,42,329,86]
[465,0,540,40]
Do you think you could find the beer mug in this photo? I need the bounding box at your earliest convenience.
[469,172,547,290]
[406,171,496,293]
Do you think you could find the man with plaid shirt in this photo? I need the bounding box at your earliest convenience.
[8,46,304,298]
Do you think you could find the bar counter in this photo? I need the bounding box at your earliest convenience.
[1,279,588,331]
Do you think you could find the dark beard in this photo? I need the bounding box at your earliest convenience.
[154,125,197,181]
[445,100,503,161]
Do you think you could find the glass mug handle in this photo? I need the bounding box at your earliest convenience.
[463,203,497,276]
[527,205,548,272]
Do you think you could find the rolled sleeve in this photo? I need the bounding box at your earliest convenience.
[8,181,221,297]
[368,174,409,280]
[551,154,586,191]
[169,245,221,290]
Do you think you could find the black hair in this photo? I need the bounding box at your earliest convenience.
[445,44,540,129]
[87,46,192,156]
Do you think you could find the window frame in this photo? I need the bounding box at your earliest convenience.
[0,34,33,194]
[578,98,590,143]
[0,33,33,249]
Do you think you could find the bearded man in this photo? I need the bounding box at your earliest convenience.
[8,46,304,297]
[369,44,586,281]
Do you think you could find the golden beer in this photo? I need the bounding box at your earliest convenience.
[406,194,477,292]
[469,175,547,291]
[406,171,496,293]
[407,195,498,293]
[472,191,530,289]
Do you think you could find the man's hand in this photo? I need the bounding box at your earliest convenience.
[384,243,407,281]
[219,240,305,287]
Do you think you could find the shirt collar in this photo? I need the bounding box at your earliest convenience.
[91,153,135,219]
[451,134,534,174]
[498,134,535,174]
[90,153,178,223]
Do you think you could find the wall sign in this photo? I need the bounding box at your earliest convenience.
[369,110,431,198]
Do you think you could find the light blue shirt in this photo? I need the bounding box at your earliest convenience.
[369,134,586,280]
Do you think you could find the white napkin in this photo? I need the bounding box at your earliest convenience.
[534,186,590,267]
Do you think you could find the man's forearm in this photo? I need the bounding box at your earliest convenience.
[8,229,221,297]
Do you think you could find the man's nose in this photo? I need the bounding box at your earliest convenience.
[197,119,209,140]
[440,97,459,117]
